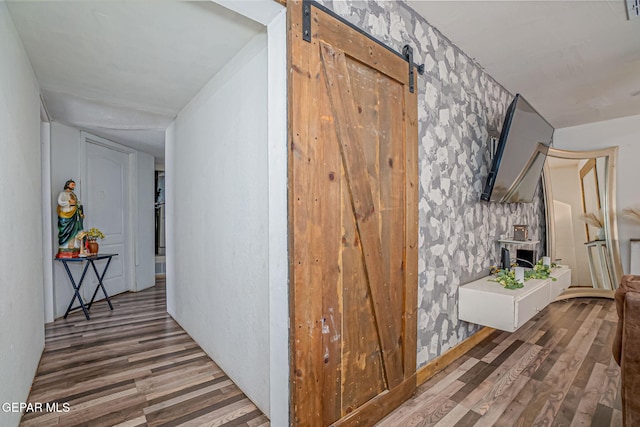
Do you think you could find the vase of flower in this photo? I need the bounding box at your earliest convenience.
[78,227,105,255]
[87,239,99,255]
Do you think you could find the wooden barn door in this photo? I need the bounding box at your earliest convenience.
[289,2,419,425]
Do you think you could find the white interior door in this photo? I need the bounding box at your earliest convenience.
[553,200,578,273]
[84,142,130,299]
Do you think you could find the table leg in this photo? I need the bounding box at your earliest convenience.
[597,244,612,290]
[87,257,114,310]
[62,260,91,320]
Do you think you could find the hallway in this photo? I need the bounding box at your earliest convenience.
[20,280,269,426]
[19,278,623,426]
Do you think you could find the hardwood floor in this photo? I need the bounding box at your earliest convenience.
[377,297,622,427]
[22,281,621,426]
[20,279,269,427]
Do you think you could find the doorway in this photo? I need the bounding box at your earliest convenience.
[25,1,287,421]
[82,137,133,299]
[154,170,166,277]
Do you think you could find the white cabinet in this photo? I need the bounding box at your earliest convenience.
[631,239,640,275]
[458,266,571,332]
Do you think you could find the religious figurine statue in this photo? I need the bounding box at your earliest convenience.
[56,179,85,258]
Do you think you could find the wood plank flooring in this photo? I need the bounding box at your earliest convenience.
[20,279,269,427]
[22,281,621,426]
[377,297,622,427]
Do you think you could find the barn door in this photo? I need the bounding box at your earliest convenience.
[289,2,419,425]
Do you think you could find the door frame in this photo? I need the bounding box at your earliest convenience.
[80,131,137,292]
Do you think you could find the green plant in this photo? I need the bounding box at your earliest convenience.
[489,259,558,290]
[491,268,524,290]
[79,227,105,241]
[525,259,557,281]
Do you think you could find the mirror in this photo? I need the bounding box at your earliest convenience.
[543,146,622,299]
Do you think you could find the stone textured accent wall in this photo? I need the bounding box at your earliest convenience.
[315,0,546,367]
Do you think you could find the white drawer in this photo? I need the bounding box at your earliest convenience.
[549,266,571,300]
[515,283,549,329]
[459,286,519,332]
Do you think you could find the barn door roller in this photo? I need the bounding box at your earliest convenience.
[302,0,424,92]
[403,45,419,93]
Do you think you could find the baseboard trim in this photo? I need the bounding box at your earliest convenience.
[416,326,495,386]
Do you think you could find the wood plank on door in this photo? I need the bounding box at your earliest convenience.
[289,1,419,425]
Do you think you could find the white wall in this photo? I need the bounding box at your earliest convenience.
[170,33,271,415]
[41,122,54,322]
[554,114,640,274]
[165,122,176,316]
[136,152,155,291]
[50,122,82,317]
[49,122,155,317]
[0,3,44,426]
[266,9,289,427]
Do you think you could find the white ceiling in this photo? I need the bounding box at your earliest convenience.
[7,0,264,160]
[407,0,640,129]
[8,1,639,160]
